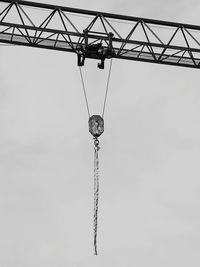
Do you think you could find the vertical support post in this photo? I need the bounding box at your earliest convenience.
[84,29,89,47]
[108,32,114,55]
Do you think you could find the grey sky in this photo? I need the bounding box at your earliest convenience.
[0,0,200,266]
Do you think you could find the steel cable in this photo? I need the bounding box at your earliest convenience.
[78,61,113,256]
[94,145,99,255]
[79,66,91,118]
[102,58,113,118]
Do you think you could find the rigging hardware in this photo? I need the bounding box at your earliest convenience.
[77,31,114,69]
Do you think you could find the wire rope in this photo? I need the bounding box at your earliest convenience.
[94,145,99,255]
[79,66,91,118]
[78,59,113,118]
[78,60,113,256]
[102,58,113,118]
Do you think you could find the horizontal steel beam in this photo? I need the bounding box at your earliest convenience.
[0,0,199,30]
[0,0,200,69]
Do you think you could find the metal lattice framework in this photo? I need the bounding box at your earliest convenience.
[1,0,200,69]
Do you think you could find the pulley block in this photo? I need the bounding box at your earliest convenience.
[88,115,104,138]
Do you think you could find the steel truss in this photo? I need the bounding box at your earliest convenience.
[1,0,200,69]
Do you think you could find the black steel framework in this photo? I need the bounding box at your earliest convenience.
[1,0,200,69]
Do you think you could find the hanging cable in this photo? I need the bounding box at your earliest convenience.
[79,60,113,255]
[102,58,113,118]
[79,66,91,118]
[93,141,100,255]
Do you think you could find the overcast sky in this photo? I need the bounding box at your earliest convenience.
[0,0,200,266]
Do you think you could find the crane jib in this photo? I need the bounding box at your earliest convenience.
[0,0,200,68]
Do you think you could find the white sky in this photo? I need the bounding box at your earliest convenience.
[0,0,200,266]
